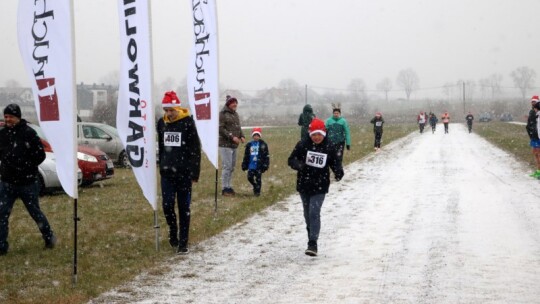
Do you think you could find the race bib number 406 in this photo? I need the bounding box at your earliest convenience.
[164,132,182,147]
[305,151,327,168]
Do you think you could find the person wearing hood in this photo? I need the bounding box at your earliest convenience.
[298,104,315,142]
[157,91,201,254]
[370,112,385,151]
[219,95,245,196]
[0,104,56,255]
[288,118,344,257]
[325,104,351,162]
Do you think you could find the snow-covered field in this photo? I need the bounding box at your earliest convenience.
[91,123,540,304]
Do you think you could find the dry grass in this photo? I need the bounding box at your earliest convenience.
[0,123,415,304]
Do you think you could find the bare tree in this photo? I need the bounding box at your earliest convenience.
[99,70,120,87]
[396,68,419,100]
[478,78,490,100]
[442,82,453,102]
[277,78,302,104]
[347,78,368,116]
[510,66,536,100]
[488,73,503,100]
[376,78,392,102]
[4,79,21,88]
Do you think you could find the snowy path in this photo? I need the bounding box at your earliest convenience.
[91,124,540,304]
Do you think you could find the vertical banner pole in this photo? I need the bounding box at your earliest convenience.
[72,198,79,286]
[214,169,218,215]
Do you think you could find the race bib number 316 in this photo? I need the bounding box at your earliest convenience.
[164,132,182,147]
[305,151,327,168]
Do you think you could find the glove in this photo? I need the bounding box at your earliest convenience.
[346,145,350,151]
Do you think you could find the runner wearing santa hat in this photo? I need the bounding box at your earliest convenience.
[288,118,344,257]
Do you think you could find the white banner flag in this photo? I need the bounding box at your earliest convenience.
[117,0,157,209]
[17,0,78,198]
[187,0,219,168]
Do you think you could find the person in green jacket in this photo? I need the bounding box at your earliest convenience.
[325,104,351,162]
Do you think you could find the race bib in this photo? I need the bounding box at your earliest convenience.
[164,132,182,147]
[305,151,327,168]
[375,121,382,127]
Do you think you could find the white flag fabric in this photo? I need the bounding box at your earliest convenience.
[187,0,219,168]
[116,0,157,210]
[17,0,78,198]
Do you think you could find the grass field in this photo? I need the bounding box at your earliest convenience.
[0,123,415,304]
[474,121,537,170]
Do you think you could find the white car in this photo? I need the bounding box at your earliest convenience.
[38,151,83,195]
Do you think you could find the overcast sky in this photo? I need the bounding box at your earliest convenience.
[1,0,540,93]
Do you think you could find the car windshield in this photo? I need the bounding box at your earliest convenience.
[97,124,119,137]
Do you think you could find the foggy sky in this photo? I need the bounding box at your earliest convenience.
[1,0,540,93]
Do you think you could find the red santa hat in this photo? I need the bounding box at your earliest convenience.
[252,127,262,137]
[162,91,181,108]
[531,95,539,103]
[309,118,326,137]
[375,112,382,117]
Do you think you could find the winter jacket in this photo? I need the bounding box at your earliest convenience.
[157,109,201,182]
[0,119,46,185]
[298,104,315,141]
[241,139,270,172]
[219,105,244,148]
[441,113,450,123]
[288,137,344,195]
[526,108,539,140]
[429,114,438,125]
[466,114,474,124]
[325,116,351,146]
[370,116,384,133]
[417,114,426,124]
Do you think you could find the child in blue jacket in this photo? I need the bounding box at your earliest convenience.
[241,127,270,196]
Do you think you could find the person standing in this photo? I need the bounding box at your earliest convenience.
[288,118,344,257]
[465,111,474,133]
[219,95,245,196]
[429,112,438,134]
[526,95,540,178]
[417,111,426,133]
[325,104,351,162]
[0,104,56,255]
[441,111,450,134]
[241,127,270,196]
[370,112,384,151]
[157,91,201,254]
[298,104,315,142]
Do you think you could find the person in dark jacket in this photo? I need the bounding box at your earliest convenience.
[298,104,315,142]
[157,92,201,254]
[429,112,438,134]
[527,96,540,178]
[241,127,270,196]
[0,104,56,255]
[219,95,245,196]
[370,112,385,150]
[465,112,474,133]
[288,118,344,257]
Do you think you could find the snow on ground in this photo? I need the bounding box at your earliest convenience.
[90,123,540,304]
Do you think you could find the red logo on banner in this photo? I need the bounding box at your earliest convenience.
[36,78,60,121]
[194,92,211,120]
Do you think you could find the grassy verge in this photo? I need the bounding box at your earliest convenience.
[0,123,415,304]
[474,121,536,170]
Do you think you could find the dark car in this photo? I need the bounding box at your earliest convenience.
[499,113,513,122]
[478,112,492,122]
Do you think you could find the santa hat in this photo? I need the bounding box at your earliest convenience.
[375,112,382,117]
[531,95,539,103]
[309,118,326,137]
[252,127,262,137]
[162,91,181,108]
[225,95,238,107]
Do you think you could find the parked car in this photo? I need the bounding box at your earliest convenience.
[77,122,129,167]
[28,124,114,186]
[0,121,83,195]
[478,112,492,122]
[499,113,513,122]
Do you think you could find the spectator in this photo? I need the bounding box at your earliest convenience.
[219,95,245,196]
[325,104,351,162]
[0,104,56,255]
[370,112,385,151]
[298,104,315,142]
[527,95,540,178]
[241,127,270,196]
